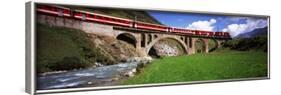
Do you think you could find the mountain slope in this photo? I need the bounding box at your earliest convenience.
[224,26,268,52]
[235,27,268,38]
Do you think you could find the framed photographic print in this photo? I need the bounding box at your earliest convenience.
[26,1,270,94]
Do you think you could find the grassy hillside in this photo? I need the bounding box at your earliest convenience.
[36,24,139,73]
[122,50,268,85]
[223,36,268,52]
[37,24,100,73]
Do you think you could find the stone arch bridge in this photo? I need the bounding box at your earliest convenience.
[114,29,226,56]
[37,14,229,56]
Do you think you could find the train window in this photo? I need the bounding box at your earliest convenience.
[90,14,93,18]
[122,20,127,23]
[127,21,131,24]
[41,6,48,10]
[115,19,119,22]
[120,20,124,23]
[146,24,150,27]
[125,21,129,23]
[100,16,104,20]
[96,16,100,19]
[37,6,42,9]
[105,17,109,21]
[45,6,52,10]
[106,18,112,21]
[114,19,119,22]
[147,24,150,27]
[120,20,125,23]
[79,13,83,16]
[51,7,56,11]
[86,14,90,17]
[90,14,94,18]
[106,17,109,20]
[50,7,54,11]
[76,13,81,16]
[63,10,70,14]
[111,18,115,22]
[121,20,126,23]
[118,20,122,23]
[38,6,45,9]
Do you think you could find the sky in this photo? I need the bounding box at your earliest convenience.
[148,11,268,37]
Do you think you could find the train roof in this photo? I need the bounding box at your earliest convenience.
[136,20,169,27]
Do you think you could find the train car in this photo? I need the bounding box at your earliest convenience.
[208,32,215,37]
[214,32,231,38]
[194,30,201,36]
[223,32,231,38]
[37,5,71,17]
[214,32,223,37]
[73,10,133,27]
[194,30,209,36]
[135,21,169,32]
[202,31,211,36]
[170,27,194,35]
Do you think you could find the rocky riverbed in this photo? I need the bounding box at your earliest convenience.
[37,57,152,90]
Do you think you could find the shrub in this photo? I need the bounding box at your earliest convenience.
[48,56,91,71]
[223,36,267,52]
[37,63,53,73]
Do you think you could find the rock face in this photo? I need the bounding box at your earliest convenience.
[123,56,153,77]
[126,57,153,64]
[154,43,179,56]
[89,34,142,65]
[152,42,179,56]
[149,38,185,57]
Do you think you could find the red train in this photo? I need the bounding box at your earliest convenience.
[36,5,231,38]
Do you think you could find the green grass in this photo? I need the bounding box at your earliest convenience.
[122,50,268,85]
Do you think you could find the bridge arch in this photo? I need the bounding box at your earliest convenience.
[208,39,220,52]
[116,33,137,47]
[194,38,208,53]
[146,36,188,55]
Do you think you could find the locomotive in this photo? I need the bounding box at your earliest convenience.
[36,5,231,38]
